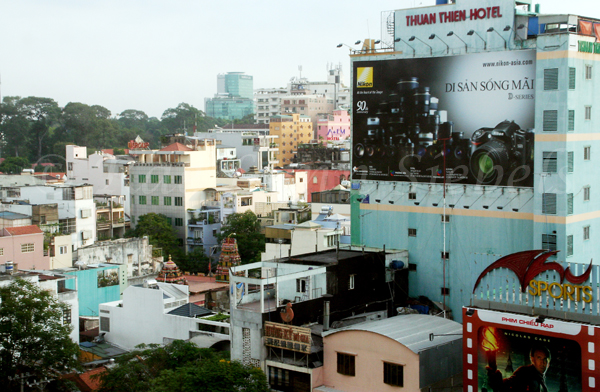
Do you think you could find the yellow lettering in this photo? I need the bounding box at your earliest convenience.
[563,283,575,301]
[528,280,539,296]
[538,281,548,295]
[583,286,593,303]
[548,282,562,299]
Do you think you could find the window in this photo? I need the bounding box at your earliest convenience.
[151,196,159,205]
[313,176,318,184]
[542,193,557,214]
[296,279,307,293]
[542,152,557,172]
[175,218,183,226]
[59,245,68,255]
[384,362,404,387]
[567,235,574,257]
[441,214,450,223]
[326,234,339,247]
[151,175,159,183]
[584,146,591,160]
[0,248,3,256]
[544,68,558,90]
[164,175,171,184]
[543,110,558,131]
[584,186,590,201]
[63,307,72,325]
[408,192,417,200]
[21,243,34,253]
[408,228,417,237]
[138,175,146,183]
[164,196,172,206]
[269,367,290,389]
[441,251,450,260]
[567,193,574,215]
[40,215,46,224]
[174,175,182,184]
[585,106,592,120]
[586,65,593,80]
[568,151,574,172]
[337,353,355,376]
[300,178,303,182]
[349,274,355,290]
[584,226,591,241]
[569,67,576,89]
[100,316,110,332]
[105,179,109,185]
[542,234,557,251]
[568,110,575,131]
[139,195,147,205]
[175,197,183,206]
[68,162,73,171]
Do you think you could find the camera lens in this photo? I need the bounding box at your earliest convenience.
[365,145,376,157]
[470,139,510,184]
[354,143,365,158]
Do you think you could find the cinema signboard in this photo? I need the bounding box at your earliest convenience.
[464,250,598,392]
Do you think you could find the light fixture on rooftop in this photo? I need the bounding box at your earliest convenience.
[354,40,362,45]
[408,36,432,55]
[429,34,449,53]
[467,30,487,50]
[396,38,416,57]
[487,26,507,49]
[447,31,467,52]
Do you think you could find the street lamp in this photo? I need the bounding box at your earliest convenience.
[408,36,432,55]
[467,30,487,50]
[447,31,467,52]
[429,34,449,54]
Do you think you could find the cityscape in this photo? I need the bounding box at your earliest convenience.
[1,0,600,391]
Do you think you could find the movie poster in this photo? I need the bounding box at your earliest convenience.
[476,326,582,392]
[352,50,536,186]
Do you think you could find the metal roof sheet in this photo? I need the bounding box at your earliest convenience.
[322,314,462,354]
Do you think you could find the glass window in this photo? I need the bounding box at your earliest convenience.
[174,175,182,184]
[139,195,146,205]
[164,175,171,184]
[584,186,590,201]
[543,110,558,131]
[175,218,183,226]
[585,106,592,120]
[384,362,404,387]
[584,146,591,160]
[542,234,557,251]
[586,65,593,80]
[584,226,590,241]
[151,175,159,183]
[175,197,183,206]
[151,196,159,205]
[138,175,146,183]
[337,353,355,376]
[164,196,172,206]
[21,243,35,253]
[542,152,557,172]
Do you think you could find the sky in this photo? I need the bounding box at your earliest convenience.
[1,0,599,119]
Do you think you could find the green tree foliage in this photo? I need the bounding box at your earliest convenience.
[0,156,30,174]
[217,211,265,264]
[97,341,268,392]
[127,213,180,259]
[176,247,210,274]
[161,103,204,134]
[0,278,80,390]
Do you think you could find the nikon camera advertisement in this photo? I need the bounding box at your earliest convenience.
[352,50,536,186]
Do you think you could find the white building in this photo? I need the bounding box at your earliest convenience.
[2,184,96,251]
[254,87,288,124]
[0,271,79,344]
[193,131,279,172]
[99,281,230,351]
[129,140,217,245]
[66,145,134,215]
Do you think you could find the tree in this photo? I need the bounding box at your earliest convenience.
[0,156,29,174]
[217,211,265,264]
[18,96,61,161]
[0,278,79,390]
[161,103,204,134]
[97,341,269,392]
[128,213,180,259]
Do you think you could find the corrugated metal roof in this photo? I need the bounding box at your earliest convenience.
[0,211,30,220]
[322,314,462,354]
[168,303,212,318]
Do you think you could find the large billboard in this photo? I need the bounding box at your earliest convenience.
[352,50,536,186]
[464,309,594,392]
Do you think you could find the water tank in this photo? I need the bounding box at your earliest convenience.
[390,260,405,270]
[5,261,13,274]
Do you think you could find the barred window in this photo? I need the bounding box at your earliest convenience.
[584,186,591,201]
[569,67,576,89]
[584,226,590,240]
[544,68,558,90]
[585,106,592,120]
[542,152,557,172]
[543,110,558,132]
[408,228,417,237]
[337,353,355,376]
[21,243,34,253]
[175,197,183,206]
[542,193,557,214]
[584,146,591,161]
[567,235,574,257]
[586,65,593,80]
[542,234,557,251]
[100,316,110,332]
[384,362,404,387]
[567,193,574,215]
[568,151,574,172]
[568,110,575,131]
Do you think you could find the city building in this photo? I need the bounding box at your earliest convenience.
[128,140,217,247]
[193,128,279,171]
[0,225,49,270]
[349,0,600,323]
[281,94,334,131]
[205,72,254,120]
[99,280,230,351]
[66,145,133,216]
[316,109,351,142]
[269,113,313,165]
[254,87,288,124]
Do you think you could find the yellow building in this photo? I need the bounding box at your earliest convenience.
[268,113,313,165]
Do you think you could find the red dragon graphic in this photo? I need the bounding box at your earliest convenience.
[472,249,593,293]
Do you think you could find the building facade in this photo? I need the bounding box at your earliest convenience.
[205,72,254,120]
[269,114,313,165]
[350,0,600,323]
[316,109,351,142]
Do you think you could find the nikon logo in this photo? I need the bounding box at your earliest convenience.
[357,67,373,88]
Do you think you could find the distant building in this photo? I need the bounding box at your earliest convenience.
[254,87,288,124]
[0,225,49,270]
[205,72,254,120]
[280,94,334,131]
[269,114,313,165]
[316,109,351,141]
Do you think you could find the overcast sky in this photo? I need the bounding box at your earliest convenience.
[1,0,598,118]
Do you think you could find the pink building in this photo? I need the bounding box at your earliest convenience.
[317,110,350,141]
[0,225,50,270]
[317,315,462,392]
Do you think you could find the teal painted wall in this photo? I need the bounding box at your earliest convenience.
[65,265,123,317]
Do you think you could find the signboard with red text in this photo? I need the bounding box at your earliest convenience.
[463,308,592,392]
